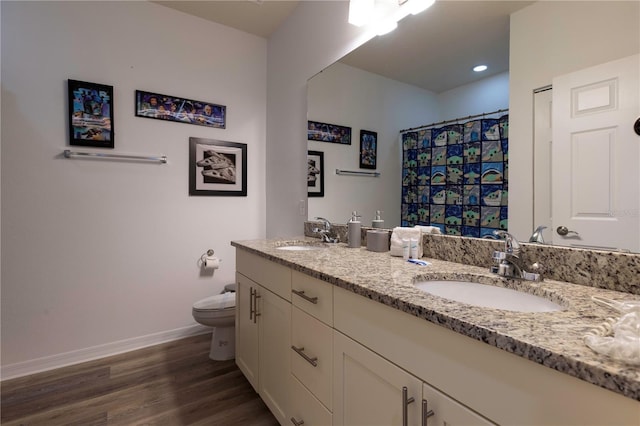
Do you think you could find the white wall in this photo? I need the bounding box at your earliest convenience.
[509,1,640,241]
[1,1,266,376]
[438,71,509,120]
[266,1,372,237]
[307,62,439,227]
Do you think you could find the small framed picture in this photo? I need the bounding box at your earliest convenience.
[189,137,247,196]
[307,120,351,145]
[307,150,324,197]
[68,79,114,148]
[136,90,226,129]
[359,130,377,169]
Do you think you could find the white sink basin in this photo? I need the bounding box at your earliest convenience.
[276,245,326,251]
[415,280,563,312]
[276,241,327,251]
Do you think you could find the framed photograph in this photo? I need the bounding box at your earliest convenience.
[307,150,324,197]
[136,90,226,129]
[359,129,378,169]
[308,120,351,145]
[189,137,247,196]
[68,79,114,148]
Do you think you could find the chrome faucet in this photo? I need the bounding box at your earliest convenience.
[492,230,541,281]
[313,217,340,243]
[528,225,547,244]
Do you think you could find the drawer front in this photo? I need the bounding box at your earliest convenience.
[236,249,291,301]
[291,306,333,410]
[291,270,333,326]
[289,374,332,426]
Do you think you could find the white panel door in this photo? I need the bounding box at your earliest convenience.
[552,54,639,252]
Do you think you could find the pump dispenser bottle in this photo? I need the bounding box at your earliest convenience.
[348,211,362,248]
[372,210,384,228]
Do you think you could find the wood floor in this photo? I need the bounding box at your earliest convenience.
[1,333,279,426]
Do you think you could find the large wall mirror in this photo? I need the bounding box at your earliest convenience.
[307,0,640,253]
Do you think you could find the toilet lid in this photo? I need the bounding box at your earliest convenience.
[193,292,235,311]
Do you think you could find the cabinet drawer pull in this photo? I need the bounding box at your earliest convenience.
[249,287,254,321]
[252,289,261,324]
[421,399,434,426]
[290,417,305,426]
[402,386,415,426]
[292,289,318,304]
[291,345,318,367]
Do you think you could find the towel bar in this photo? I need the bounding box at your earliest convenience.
[63,150,167,164]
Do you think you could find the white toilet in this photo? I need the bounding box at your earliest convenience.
[192,287,236,361]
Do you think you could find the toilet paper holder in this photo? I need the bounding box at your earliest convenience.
[200,249,222,268]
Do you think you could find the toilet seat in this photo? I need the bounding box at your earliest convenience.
[193,292,235,312]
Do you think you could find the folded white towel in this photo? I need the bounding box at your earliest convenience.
[390,227,423,257]
[414,225,441,235]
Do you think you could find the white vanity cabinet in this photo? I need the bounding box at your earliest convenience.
[235,250,291,425]
[333,330,493,426]
[234,249,639,426]
[333,286,639,425]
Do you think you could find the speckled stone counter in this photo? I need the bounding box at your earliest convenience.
[231,237,640,402]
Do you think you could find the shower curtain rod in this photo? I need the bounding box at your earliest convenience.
[399,108,509,133]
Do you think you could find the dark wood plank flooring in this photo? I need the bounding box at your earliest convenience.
[1,333,279,425]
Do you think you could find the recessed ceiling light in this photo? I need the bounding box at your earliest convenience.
[473,65,488,72]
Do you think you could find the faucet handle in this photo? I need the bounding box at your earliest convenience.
[493,230,520,256]
[492,251,507,261]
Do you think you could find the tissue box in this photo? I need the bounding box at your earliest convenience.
[366,230,390,252]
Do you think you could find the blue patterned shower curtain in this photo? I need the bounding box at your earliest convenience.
[401,115,508,238]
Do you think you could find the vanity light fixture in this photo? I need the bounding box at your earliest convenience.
[406,0,436,15]
[473,65,488,72]
[348,0,434,35]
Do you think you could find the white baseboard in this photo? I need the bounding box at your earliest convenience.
[1,324,211,381]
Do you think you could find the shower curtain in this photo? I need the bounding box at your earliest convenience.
[400,115,508,238]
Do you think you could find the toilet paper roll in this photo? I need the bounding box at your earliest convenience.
[203,256,220,270]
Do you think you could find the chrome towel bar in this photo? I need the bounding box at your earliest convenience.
[335,169,380,177]
[63,149,167,164]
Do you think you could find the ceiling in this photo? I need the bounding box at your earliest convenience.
[153,0,532,93]
[152,0,300,38]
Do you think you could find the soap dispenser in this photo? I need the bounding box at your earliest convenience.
[372,210,385,228]
[348,211,362,248]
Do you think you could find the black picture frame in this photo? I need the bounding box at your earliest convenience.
[189,137,247,196]
[359,129,378,169]
[68,79,114,148]
[307,150,324,197]
[136,90,226,129]
[307,120,351,145]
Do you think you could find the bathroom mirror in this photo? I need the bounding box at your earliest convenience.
[307,0,640,253]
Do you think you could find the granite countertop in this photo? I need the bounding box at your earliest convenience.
[231,237,640,402]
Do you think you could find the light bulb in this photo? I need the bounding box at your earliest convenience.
[375,18,398,36]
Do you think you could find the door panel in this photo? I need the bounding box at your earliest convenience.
[552,54,639,251]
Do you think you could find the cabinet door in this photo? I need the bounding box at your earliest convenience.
[258,286,291,425]
[333,330,422,426]
[422,382,494,426]
[235,273,259,391]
